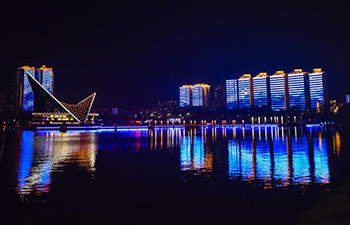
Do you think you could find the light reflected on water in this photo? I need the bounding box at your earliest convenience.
[180,129,213,175]
[16,131,98,195]
[1,126,343,196]
[180,127,336,188]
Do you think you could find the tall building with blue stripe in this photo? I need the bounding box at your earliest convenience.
[21,66,36,111]
[253,73,269,108]
[192,84,210,107]
[287,69,309,110]
[179,85,192,107]
[238,74,253,108]
[16,65,54,112]
[36,65,54,94]
[192,85,203,107]
[226,79,239,109]
[309,68,328,110]
[270,71,289,111]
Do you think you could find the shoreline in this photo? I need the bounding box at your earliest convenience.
[1,123,333,131]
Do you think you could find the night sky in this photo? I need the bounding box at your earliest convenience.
[1,0,349,108]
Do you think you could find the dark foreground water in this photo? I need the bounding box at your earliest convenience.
[1,126,350,225]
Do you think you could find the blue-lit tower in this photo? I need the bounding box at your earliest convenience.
[287,69,309,110]
[192,84,210,107]
[179,85,192,107]
[36,65,54,94]
[238,74,253,108]
[17,66,37,111]
[309,68,328,110]
[226,79,239,109]
[253,73,270,108]
[16,65,54,112]
[270,71,289,111]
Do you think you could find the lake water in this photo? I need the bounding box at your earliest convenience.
[0,126,348,224]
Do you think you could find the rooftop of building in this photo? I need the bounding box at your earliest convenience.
[18,65,53,71]
[309,68,324,74]
[193,83,210,87]
[254,72,268,78]
[239,74,251,79]
[18,65,35,70]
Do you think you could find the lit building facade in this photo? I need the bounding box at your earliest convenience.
[179,85,192,107]
[16,65,54,112]
[288,69,309,110]
[226,79,239,109]
[17,66,37,111]
[309,68,328,110]
[192,84,210,107]
[270,71,289,111]
[253,73,269,108]
[36,65,54,94]
[238,74,253,108]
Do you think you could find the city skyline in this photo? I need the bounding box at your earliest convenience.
[226,68,328,111]
[7,65,333,112]
[2,1,350,225]
[1,64,342,111]
[179,68,330,111]
[1,1,349,109]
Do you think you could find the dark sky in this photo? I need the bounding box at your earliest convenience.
[1,0,349,108]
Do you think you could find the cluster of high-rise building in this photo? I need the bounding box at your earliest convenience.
[180,69,328,111]
[15,65,54,112]
[226,69,328,111]
[179,83,211,107]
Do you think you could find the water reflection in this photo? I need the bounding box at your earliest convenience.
[3,126,343,196]
[180,129,213,174]
[16,131,97,195]
[177,127,335,188]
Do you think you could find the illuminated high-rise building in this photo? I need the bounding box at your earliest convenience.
[179,85,192,107]
[309,68,328,110]
[16,66,37,111]
[36,65,54,94]
[192,84,210,107]
[238,74,253,108]
[226,79,239,109]
[287,69,309,110]
[270,71,289,111]
[16,65,54,112]
[253,73,269,108]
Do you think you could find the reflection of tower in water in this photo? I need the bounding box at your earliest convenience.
[180,129,213,174]
[228,127,332,188]
[16,131,98,195]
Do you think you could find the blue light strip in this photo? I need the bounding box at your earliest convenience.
[199,124,279,129]
[37,126,61,130]
[306,124,320,127]
[36,124,283,134]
